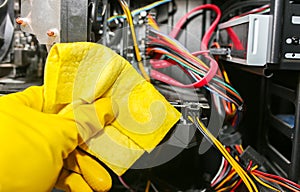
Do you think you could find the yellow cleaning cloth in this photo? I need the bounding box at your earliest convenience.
[43,42,181,175]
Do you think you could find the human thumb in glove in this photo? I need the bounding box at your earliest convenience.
[0,86,115,192]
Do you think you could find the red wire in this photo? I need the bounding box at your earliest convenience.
[168,4,221,50]
[231,113,239,127]
[148,47,206,74]
[148,46,219,88]
[222,99,233,115]
[149,31,209,70]
[225,27,245,50]
[230,179,242,192]
[247,161,253,170]
[148,4,221,88]
[149,48,243,105]
[231,4,270,20]
[252,170,300,190]
[150,59,174,68]
[211,159,229,186]
[151,69,205,88]
[230,160,252,191]
[235,145,243,155]
[224,4,270,51]
[253,172,300,192]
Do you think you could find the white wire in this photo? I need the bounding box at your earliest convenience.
[150,182,159,192]
[211,156,225,184]
[118,176,134,192]
[0,0,8,9]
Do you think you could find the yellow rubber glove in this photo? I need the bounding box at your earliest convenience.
[0,86,78,191]
[43,42,181,176]
[0,86,115,192]
[0,42,180,192]
[55,149,112,192]
[54,98,117,192]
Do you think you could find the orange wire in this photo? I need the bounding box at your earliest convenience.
[235,145,243,155]
[212,41,240,114]
[147,14,160,30]
[252,172,299,192]
[149,45,243,104]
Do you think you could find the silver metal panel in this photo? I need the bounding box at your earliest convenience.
[60,0,88,42]
[292,16,300,24]
[285,53,300,59]
[218,14,271,66]
[246,14,271,66]
[218,15,250,29]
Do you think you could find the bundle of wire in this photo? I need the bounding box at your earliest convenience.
[168,4,221,51]
[209,143,300,191]
[108,0,172,24]
[118,0,150,81]
[146,4,244,117]
[115,1,244,113]
[230,3,270,20]
[188,115,258,192]
[147,27,243,109]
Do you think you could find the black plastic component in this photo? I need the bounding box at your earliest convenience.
[291,36,300,45]
[218,125,242,146]
[263,72,300,181]
[290,0,300,4]
[268,0,300,70]
[0,36,3,47]
[240,146,266,167]
[209,48,231,56]
[219,132,242,146]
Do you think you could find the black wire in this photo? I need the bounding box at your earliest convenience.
[208,81,243,106]
[148,41,244,108]
[220,0,271,22]
[216,172,241,190]
[273,178,300,191]
[189,113,215,147]
[211,163,233,188]
[147,40,207,71]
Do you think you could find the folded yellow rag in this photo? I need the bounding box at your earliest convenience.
[43,42,181,175]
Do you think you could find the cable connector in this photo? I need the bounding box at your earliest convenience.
[209,48,231,56]
[240,146,265,167]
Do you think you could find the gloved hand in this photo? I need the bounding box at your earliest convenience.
[55,149,112,192]
[41,42,181,176]
[53,98,117,192]
[0,42,180,192]
[0,86,115,192]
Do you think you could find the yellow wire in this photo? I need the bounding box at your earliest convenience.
[188,116,258,192]
[118,0,150,82]
[114,0,209,76]
[250,165,280,191]
[239,144,244,152]
[188,118,249,190]
[197,118,258,192]
[222,70,230,82]
[145,180,151,192]
[217,180,238,192]
[147,15,160,30]
[251,173,280,192]
[108,0,168,22]
[235,155,239,161]
[215,170,236,190]
[159,34,209,69]
[133,0,167,15]
[251,165,259,171]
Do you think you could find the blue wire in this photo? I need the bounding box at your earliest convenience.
[108,0,171,23]
[188,66,233,103]
[149,29,242,98]
[160,51,241,99]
